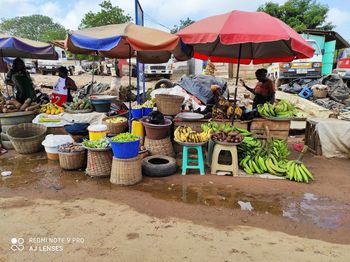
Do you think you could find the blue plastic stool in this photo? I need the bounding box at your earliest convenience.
[298,87,313,99]
[182,145,205,175]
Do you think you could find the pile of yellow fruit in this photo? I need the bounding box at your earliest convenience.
[105,117,127,124]
[40,103,64,115]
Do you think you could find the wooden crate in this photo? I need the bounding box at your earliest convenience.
[304,120,322,155]
[250,118,290,140]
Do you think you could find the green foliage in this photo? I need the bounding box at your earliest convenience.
[0,15,66,42]
[171,18,195,34]
[79,0,131,29]
[257,0,334,32]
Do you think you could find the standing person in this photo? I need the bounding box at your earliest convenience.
[240,68,275,109]
[51,66,77,106]
[5,57,35,103]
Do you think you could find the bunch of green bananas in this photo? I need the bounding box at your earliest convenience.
[285,160,314,183]
[237,136,262,156]
[201,122,251,136]
[274,100,296,117]
[270,139,289,161]
[285,146,314,183]
[174,126,211,143]
[257,100,297,118]
[240,154,286,176]
[257,103,275,117]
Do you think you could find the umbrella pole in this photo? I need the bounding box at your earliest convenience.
[128,44,132,132]
[0,49,10,98]
[231,43,242,125]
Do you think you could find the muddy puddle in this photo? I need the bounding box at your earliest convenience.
[1,152,350,231]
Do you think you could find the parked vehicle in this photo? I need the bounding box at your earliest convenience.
[122,58,173,79]
[37,47,75,75]
[334,58,350,88]
[268,39,323,86]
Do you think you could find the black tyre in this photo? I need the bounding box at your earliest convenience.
[142,155,177,177]
[42,70,47,75]
[154,78,174,89]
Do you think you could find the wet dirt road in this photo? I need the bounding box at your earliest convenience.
[1,150,350,261]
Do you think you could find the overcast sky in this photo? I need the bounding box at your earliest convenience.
[0,0,349,40]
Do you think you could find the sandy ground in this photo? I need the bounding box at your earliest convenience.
[1,148,350,261]
[1,197,350,262]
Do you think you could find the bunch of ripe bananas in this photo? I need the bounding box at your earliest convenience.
[174,126,211,143]
[40,103,64,115]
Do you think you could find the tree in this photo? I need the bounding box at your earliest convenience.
[171,18,195,34]
[0,15,67,42]
[79,0,131,29]
[258,0,334,32]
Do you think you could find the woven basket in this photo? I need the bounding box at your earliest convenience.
[110,156,142,185]
[156,94,184,116]
[86,149,113,177]
[58,150,86,170]
[102,117,128,135]
[313,88,328,98]
[144,136,175,157]
[7,123,47,154]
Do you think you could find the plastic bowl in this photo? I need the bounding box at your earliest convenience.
[91,100,111,112]
[110,139,140,159]
[131,108,143,119]
[143,107,153,117]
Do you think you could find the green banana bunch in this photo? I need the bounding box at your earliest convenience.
[257,103,276,117]
[271,139,290,161]
[257,100,297,118]
[286,160,314,183]
[285,146,314,183]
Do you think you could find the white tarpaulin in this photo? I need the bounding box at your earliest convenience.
[312,118,350,158]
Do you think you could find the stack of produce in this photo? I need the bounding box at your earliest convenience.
[201,122,251,136]
[174,126,211,143]
[82,138,110,149]
[40,103,64,115]
[105,117,127,124]
[143,100,154,108]
[212,98,243,119]
[0,98,40,113]
[111,133,139,142]
[58,142,85,153]
[211,131,244,144]
[63,97,93,111]
[237,135,314,183]
[257,100,297,118]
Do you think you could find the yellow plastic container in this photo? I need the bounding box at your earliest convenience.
[88,124,107,140]
[131,120,144,145]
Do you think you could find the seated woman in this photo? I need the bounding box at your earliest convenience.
[5,57,35,103]
[240,68,275,109]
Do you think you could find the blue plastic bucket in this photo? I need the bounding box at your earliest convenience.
[110,139,140,159]
[142,107,153,117]
[132,108,143,119]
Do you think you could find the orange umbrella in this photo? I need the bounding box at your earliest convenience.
[65,23,192,63]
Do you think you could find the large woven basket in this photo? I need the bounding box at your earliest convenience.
[102,116,128,135]
[58,150,86,170]
[110,156,142,185]
[86,149,113,177]
[156,94,184,116]
[7,123,47,154]
[144,136,175,157]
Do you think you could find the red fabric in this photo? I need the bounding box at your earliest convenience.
[51,93,67,107]
[255,80,275,96]
[177,10,315,63]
